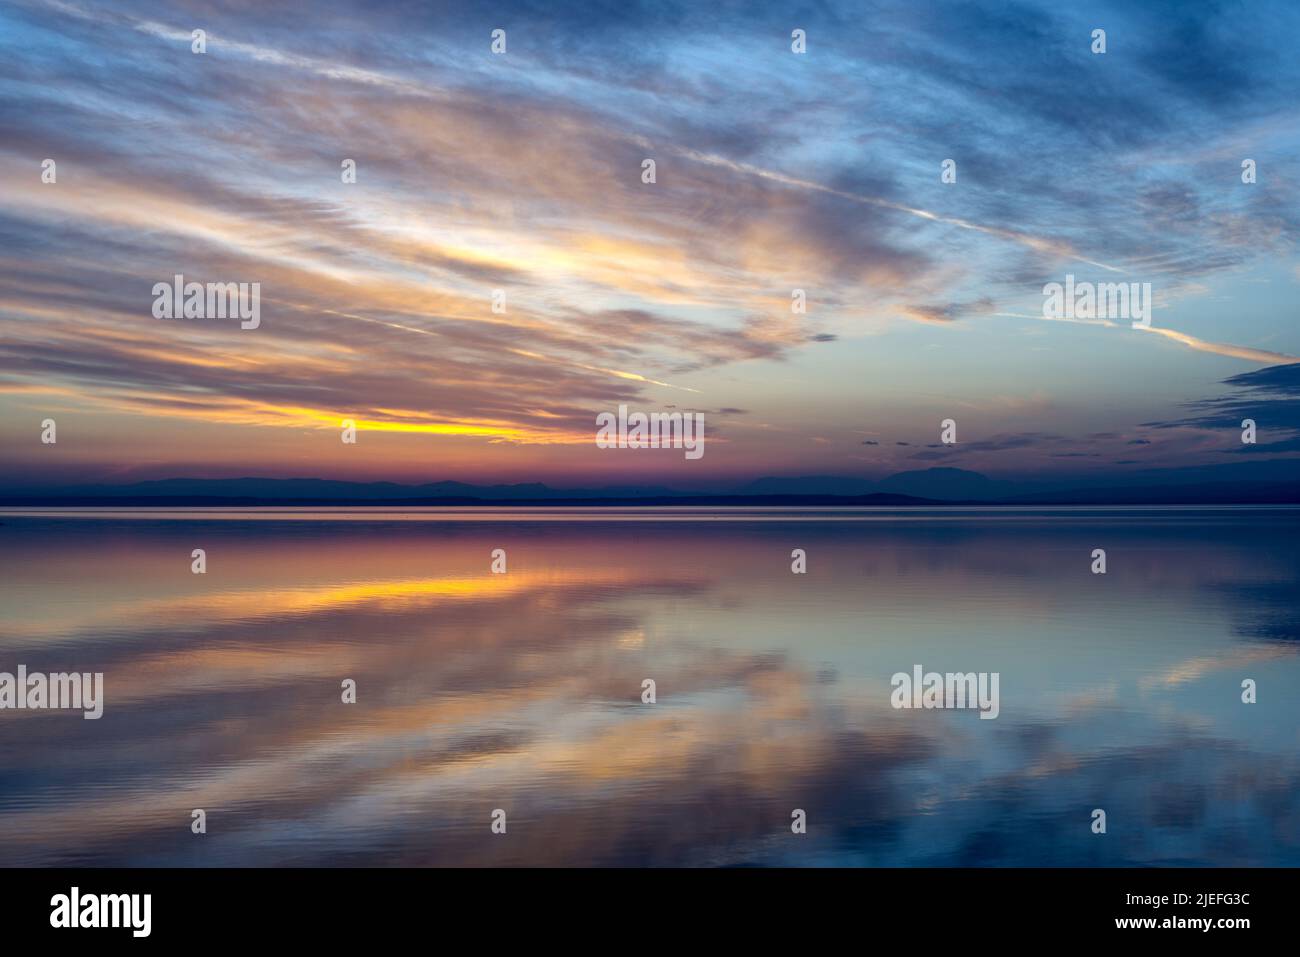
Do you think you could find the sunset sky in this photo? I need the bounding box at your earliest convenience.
[2,0,1298,488]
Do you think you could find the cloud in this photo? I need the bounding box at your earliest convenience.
[1143,364,1300,453]
[899,297,995,325]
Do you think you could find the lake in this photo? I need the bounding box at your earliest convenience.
[1,507,1297,866]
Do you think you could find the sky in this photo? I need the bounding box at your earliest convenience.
[1,0,1298,489]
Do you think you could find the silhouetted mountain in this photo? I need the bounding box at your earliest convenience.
[1,477,683,502]
[876,467,1016,500]
[2,463,1297,505]
[1005,481,1300,505]
[738,475,881,496]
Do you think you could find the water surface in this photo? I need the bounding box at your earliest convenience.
[1,507,1297,866]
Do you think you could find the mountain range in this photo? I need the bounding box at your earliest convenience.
[3,463,1298,505]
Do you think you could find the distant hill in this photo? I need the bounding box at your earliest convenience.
[2,465,1297,506]
[738,475,881,497]
[0,476,683,502]
[876,467,1015,500]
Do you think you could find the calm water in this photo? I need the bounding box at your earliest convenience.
[1,507,1297,866]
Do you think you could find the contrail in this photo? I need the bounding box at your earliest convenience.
[664,143,1124,274]
[993,311,1299,364]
